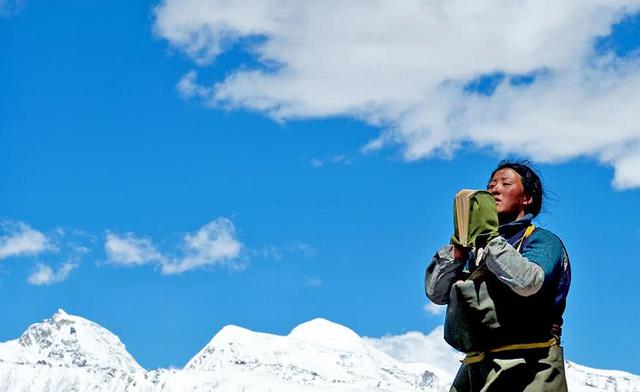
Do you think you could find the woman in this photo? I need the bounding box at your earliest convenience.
[425,161,571,392]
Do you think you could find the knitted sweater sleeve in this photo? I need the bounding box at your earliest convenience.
[520,229,567,281]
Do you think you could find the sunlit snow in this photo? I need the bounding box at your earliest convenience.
[0,310,637,392]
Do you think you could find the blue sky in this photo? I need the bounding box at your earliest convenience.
[2,0,640,374]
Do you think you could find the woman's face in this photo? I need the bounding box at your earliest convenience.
[488,168,532,224]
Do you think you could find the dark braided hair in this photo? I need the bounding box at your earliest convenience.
[488,159,544,218]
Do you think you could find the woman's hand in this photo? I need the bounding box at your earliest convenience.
[453,245,470,260]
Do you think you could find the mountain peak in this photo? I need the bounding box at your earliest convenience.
[184,317,424,390]
[288,318,364,351]
[8,310,144,373]
[210,324,253,343]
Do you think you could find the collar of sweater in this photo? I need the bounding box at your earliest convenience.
[499,213,534,240]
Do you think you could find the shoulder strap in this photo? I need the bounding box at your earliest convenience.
[514,224,536,253]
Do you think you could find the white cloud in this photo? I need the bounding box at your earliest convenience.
[105,218,243,274]
[161,218,243,274]
[105,232,164,266]
[424,302,446,316]
[0,221,91,285]
[155,0,640,189]
[600,141,640,189]
[364,326,461,376]
[0,220,51,260]
[27,262,77,286]
[177,70,212,100]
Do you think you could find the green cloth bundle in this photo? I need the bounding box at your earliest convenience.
[450,190,499,249]
[445,190,500,352]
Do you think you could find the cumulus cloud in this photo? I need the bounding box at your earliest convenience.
[364,326,461,376]
[154,0,640,189]
[177,70,212,100]
[27,262,77,286]
[161,218,243,274]
[105,218,243,274]
[0,220,51,260]
[105,232,165,266]
[0,221,92,284]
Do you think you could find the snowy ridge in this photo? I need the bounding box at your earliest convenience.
[185,318,446,391]
[0,309,143,374]
[0,310,638,392]
[565,361,640,392]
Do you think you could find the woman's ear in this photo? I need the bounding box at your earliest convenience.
[522,195,533,207]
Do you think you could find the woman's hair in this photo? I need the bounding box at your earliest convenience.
[489,159,544,217]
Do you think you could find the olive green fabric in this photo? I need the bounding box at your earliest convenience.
[450,344,568,392]
[450,191,499,249]
[444,271,500,353]
[445,190,500,352]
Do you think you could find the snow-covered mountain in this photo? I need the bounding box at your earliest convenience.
[184,318,448,391]
[565,362,640,392]
[0,309,143,373]
[0,310,638,392]
[0,309,149,392]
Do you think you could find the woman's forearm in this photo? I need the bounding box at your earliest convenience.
[483,237,545,297]
[425,244,467,304]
